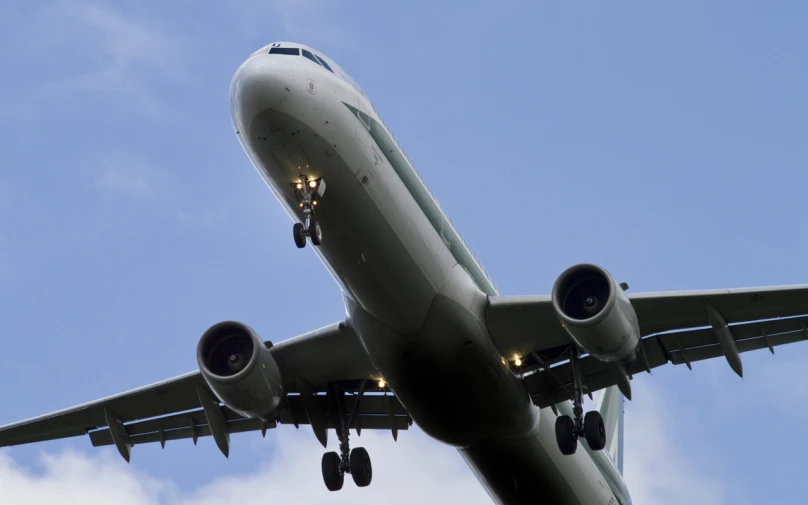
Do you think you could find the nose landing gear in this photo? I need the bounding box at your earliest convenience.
[554,347,607,455]
[292,177,324,249]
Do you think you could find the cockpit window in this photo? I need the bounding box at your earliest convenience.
[269,47,300,56]
[314,55,334,73]
[301,49,321,66]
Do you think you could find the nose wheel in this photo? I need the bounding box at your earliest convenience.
[293,217,322,249]
[292,176,324,249]
[555,347,607,455]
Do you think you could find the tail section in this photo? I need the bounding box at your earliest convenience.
[597,385,625,475]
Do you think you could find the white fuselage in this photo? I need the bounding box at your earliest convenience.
[230,42,630,505]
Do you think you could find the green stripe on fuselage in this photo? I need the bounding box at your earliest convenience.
[343,102,498,296]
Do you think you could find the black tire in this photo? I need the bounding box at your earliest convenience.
[309,219,322,246]
[555,415,578,455]
[584,410,607,451]
[321,452,344,491]
[350,447,372,487]
[293,223,306,249]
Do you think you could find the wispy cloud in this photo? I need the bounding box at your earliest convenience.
[0,428,490,505]
[53,1,180,111]
[752,355,808,414]
[234,0,353,49]
[0,391,735,505]
[91,154,235,226]
[94,156,161,199]
[8,0,181,114]
[0,181,16,277]
[624,381,726,505]
[97,168,154,199]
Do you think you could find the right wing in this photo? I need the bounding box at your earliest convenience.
[0,322,411,457]
[485,284,808,408]
[485,285,808,363]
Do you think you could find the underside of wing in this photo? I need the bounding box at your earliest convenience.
[0,320,410,461]
[629,284,808,335]
[526,314,808,407]
[484,260,808,411]
[84,383,410,452]
[485,295,568,364]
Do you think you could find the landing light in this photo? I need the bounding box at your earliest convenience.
[296,183,303,189]
[377,379,386,388]
[313,200,318,206]
[514,358,522,367]
[309,181,317,188]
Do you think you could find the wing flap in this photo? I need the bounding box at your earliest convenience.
[89,415,412,448]
[89,417,270,447]
[526,315,808,408]
[87,394,411,449]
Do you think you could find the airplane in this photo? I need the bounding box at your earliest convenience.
[2,41,808,504]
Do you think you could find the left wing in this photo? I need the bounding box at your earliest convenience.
[0,322,410,458]
[485,285,808,407]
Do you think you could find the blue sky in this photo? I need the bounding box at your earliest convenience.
[1,1,808,503]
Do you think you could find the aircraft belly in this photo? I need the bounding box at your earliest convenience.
[349,267,617,504]
[347,265,536,445]
[236,83,617,505]
[460,408,618,505]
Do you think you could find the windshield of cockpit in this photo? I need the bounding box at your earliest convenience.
[263,43,366,97]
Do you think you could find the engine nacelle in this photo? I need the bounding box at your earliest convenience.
[551,264,640,363]
[197,321,283,420]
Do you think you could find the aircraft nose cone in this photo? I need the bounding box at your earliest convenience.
[229,55,291,134]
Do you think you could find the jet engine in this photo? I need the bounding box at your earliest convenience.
[551,264,640,363]
[197,321,284,419]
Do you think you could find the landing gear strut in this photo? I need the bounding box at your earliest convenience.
[555,347,607,455]
[293,177,323,249]
[321,384,372,491]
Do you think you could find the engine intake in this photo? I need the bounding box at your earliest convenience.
[552,264,640,363]
[197,321,283,419]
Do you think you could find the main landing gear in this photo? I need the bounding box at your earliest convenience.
[292,176,323,249]
[321,384,372,491]
[555,347,607,456]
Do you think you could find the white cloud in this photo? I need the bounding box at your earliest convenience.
[0,450,166,505]
[623,380,726,505]
[0,428,490,505]
[0,387,735,505]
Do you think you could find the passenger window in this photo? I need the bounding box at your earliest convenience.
[302,49,321,66]
[269,47,300,56]
[314,55,334,73]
